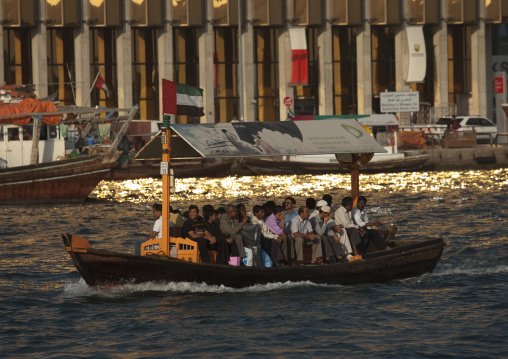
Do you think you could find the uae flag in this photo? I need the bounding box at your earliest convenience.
[94,75,110,97]
[162,79,204,117]
[289,27,308,85]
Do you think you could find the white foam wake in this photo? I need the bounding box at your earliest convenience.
[62,278,339,298]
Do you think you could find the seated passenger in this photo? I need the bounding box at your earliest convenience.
[310,200,328,220]
[170,206,184,227]
[290,206,323,265]
[334,197,364,260]
[311,201,354,261]
[251,205,287,266]
[219,204,248,259]
[182,205,215,263]
[264,205,290,261]
[202,204,215,217]
[322,194,333,208]
[135,203,172,255]
[309,205,346,263]
[352,196,392,251]
[262,201,277,219]
[237,203,250,223]
[202,210,239,264]
[283,196,299,233]
[306,197,317,217]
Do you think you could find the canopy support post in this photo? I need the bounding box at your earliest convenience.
[351,169,360,206]
[161,126,171,255]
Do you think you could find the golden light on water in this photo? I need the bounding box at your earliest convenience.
[91,169,508,208]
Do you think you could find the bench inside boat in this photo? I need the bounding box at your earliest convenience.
[139,227,402,265]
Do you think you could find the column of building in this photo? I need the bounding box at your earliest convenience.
[395,0,410,93]
[318,0,334,116]
[471,4,488,117]
[357,0,373,115]
[198,1,215,124]
[116,0,134,111]
[243,3,256,122]
[74,1,91,107]
[278,0,294,122]
[32,1,48,99]
[0,4,4,87]
[433,1,449,113]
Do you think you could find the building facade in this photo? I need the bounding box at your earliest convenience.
[2,0,508,125]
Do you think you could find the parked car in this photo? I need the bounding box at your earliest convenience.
[437,116,498,142]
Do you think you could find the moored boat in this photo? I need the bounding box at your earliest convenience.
[0,104,138,203]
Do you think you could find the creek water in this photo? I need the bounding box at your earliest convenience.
[1,170,507,358]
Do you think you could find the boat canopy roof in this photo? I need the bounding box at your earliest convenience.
[135,118,387,160]
[292,114,400,127]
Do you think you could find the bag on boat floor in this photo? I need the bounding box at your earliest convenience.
[260,249,273,267]
[243,246,260,267]
[228,256,241,266]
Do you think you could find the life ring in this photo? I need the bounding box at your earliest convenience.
[336,153,374,170]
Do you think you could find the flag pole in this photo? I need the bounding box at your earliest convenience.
[83,65,104,107]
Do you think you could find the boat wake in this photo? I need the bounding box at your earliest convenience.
[435,262,508,277]
[62,278,341,298]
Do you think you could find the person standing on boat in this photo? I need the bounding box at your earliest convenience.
[202,210,239,264]
[134,203,173,255]
[334,197,364,260]
[352,196,392,251]
[251,205,287,266]
[290,206,323,265]
[182,205,214,263]
[220,204,248,259]
[283,197,299,233]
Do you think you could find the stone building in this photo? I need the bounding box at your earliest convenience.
[1,0,507,125]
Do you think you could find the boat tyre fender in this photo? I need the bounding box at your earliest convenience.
[336,153,374,170]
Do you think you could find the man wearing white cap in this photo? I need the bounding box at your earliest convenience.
[310,205,354,262]
[310,199,328,220]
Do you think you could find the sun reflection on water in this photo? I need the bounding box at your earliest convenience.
[91,169,508,208]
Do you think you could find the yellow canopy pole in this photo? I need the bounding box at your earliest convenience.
[161,126,171,255]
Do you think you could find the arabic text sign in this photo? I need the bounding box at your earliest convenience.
[380,91,419,112]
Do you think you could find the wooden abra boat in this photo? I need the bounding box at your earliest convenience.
[62,234,445,288]
[63,119,446,287]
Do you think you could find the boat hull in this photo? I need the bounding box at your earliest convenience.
[0,154,115,203]
[62,234,445,288]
